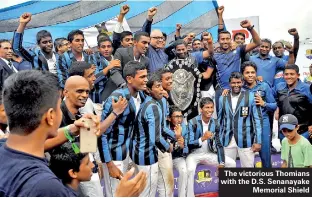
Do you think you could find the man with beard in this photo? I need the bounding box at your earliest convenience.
[242,61,277,168]
[101,61,148,197]
[272,29,300,87]
[273,64,312,144]
[57,30,96,88]
[164,39,211,120]
[131,72,173,197]
[218,72,262,167]
[187,97,236,197]
[13,13,59,73]
[249,37,295,87]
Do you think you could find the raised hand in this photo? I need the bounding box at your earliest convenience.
[288,28,298,37]
[240,20,252,29]
[176,24,182,31]
[19,13,32,24]
[112,96,128,116]
[218,6,224,15]
[120,5,130,15]
[148,7,158,19]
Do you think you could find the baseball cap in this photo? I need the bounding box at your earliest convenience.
[279,114,298,131]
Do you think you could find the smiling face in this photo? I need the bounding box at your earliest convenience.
[64,78,90,108]
[134,36,150,55]
[284,69,299,87]
[127,69,148,92]
[39,36,53,54]
[200,102,214,120]
[0,41,13,60]
[243,66,257,85]
[230,78,243,94]
[259,41,271,56]
[161,72,173,92]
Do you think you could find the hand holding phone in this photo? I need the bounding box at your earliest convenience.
[80,118,97,153]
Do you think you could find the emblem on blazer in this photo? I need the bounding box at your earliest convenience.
[241,106,249,117]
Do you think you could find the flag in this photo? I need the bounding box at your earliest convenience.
[0,0,221,48]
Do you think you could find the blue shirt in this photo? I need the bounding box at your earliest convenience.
[13,59,32,71]
[0,145,77,197]
[243,81,277,117]
[213,45,246,89]
[148,46,168,73]
[273,55,288,86]
[249,54,287,87]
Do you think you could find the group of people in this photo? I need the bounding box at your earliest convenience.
[0,4,311,197]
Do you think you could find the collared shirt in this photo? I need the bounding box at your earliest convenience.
[147,45,168,73]
[197,119,210,152]
[132,93,142,116]
[249,54,287,87]
[44,53,57,74]
[231,93,241,112]
[213,45,246,89]
[1,58,18,73]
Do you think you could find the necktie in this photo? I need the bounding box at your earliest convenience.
[8,61,15,73]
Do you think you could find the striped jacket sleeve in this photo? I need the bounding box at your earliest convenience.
[252,100,262,145]
[100,94,119,162]
[182,123,189,154]
[12,31,34,64]
[188,119,200,149]
[214,120,225,164]
[56,55,67,88]
[146,104,170,152]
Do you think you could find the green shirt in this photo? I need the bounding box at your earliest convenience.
[281,136,312,167]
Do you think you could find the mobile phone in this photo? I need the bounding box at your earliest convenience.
[80,119,97,153]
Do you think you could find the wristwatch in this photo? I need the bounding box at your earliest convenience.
[247,25,254,31]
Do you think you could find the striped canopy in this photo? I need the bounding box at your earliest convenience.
[0,0,220,48]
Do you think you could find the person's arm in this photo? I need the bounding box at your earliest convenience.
[281,160,287,168]
[175,24,182,40]
[55,55,67,89]
[217,6,225,32]
[252,101,262,146]
[100,96,128,133]
[112,5,130,52]
[13,13,34,64]
[147,105,171,152]
[44,114,100,151]
[241,20,261,53]
[142,7,157,34]
[214,121,225,165]
[263,83,277,112]
[288,28,300,60]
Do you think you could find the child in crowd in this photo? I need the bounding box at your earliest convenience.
[279,114,312,168]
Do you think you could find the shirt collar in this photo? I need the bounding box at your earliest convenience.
[61,100,82,125]
[256,54,271,60]
[0,58,10,65]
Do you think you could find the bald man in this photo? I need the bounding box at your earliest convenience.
[61,76,90,127]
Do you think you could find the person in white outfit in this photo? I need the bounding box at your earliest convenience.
[186,97,236,197]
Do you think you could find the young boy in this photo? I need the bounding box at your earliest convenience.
[279,114,312,168]
[169,106,188,197]
[49,143,95,196]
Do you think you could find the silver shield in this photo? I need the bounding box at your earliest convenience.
[170,69,196,111]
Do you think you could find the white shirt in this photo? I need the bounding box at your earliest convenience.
[45,53,57,74]
[194,118,210,154]
[231,93,241,112]
[132,93,142,116]
[1,58,18,73]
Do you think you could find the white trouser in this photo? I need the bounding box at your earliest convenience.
[136,163,159,197]
[224,136,255,167]
[200,86,217,119]
[157,150,174,197]
[186,143,236,197]
[172,157,187,197]
[103,155,130,197]
[79,153,104,197]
